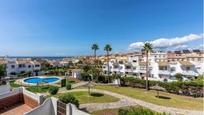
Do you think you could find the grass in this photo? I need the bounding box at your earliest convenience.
[9,80,21,88]
[91,106,168,115]
[91,108,119,115]
[26,85,59,93]
[55,91,119,104]
[95,85,203,110]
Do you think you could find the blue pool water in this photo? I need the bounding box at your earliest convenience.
[24,77,59,84]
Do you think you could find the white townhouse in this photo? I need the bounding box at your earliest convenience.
[103,51,203,82]
[6,58,41,77]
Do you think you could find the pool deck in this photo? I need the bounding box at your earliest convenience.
[0,104,32,115]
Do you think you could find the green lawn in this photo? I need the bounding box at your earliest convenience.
[95,85,203,110]
[91,108,119,115]
[55,91,119,104]
[91,106,168,115]
[26,85,58,93]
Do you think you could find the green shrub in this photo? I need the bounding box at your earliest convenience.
[59,93,79,107]
[61,79,66,87]
[66,82,72,90]
[119,106,168,115]
[49,86,59,95]
[9,80,21,88]
[121,77,203,97]
[175,73,183,81]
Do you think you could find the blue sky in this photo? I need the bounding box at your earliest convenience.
[0,0,203,56]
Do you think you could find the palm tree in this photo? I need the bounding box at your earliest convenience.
[91,44,99,64]
[143,42,153,90]
[104,44,112,82]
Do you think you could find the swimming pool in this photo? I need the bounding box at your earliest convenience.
[23,76,60,85]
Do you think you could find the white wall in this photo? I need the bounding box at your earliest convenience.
[0,84,11,94]
[25,98,55,115]
[67,103,90,115]
[0,87,22,99]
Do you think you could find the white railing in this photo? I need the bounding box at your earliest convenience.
[158,70,170,75]
[24,98,55,115]
[0,87,22,100]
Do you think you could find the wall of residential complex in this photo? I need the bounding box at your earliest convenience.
[103,52,204,81]
[5,58,41,76]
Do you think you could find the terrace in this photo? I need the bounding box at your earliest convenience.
[0,85,42,115]
[0,104,32,115]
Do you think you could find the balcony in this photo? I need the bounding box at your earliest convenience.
[125,69,132,73]
[158,70,170,75]
[182,70,198,76]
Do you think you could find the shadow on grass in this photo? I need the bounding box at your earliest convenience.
[156,96,171,99]
[90,92,104,97]
[79,107,90,113]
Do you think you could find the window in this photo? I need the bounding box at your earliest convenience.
[19,64,22,68]
[186,67,190,71]
[11,65,15,68]
[171,67,175,72]
[10,72,16,75]
[125,66,131,69]
[35,65,40,67]
[28,65,31,68]
[159,66,167,70]
[133,60,137,62]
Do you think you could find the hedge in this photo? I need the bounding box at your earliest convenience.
[59,93,79,108]
[66,82,72,90]
[49,86,59,95]
[61,79,66,87]
[120,77,203,97]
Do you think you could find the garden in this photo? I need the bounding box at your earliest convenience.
[120,77,204,97]
[92,106,169,115]
[95,85,203,110]
[55,91,119,104]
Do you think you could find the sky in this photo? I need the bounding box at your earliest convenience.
[0,0,203,56]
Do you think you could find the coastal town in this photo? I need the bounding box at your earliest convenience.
[0,0,203,115]
[0,49,203,81]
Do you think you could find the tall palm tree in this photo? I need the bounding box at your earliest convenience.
[143,42,153,90]
[104,44,112,79]
[91,44,99,65]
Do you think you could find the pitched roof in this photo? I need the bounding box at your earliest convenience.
[193,49,200,53]
[179,61,193,66]
[139,62,148,66]
[157,61,169,66]
[183,50,190,53]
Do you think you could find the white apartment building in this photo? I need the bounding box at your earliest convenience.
[103,51,203,82]
[6,58,41,77]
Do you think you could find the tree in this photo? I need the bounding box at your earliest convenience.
[91,43,99,64]
[143,42,153,90]
[175,73,183,81]
[104,44,112,81]
[0,64,5,83]
[112,73,121,86]
[82,64,93,95]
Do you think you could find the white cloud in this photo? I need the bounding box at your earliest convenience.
[129,33,203,50]
[173,44,188,50]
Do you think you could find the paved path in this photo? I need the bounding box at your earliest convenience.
[59,89,203,115]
